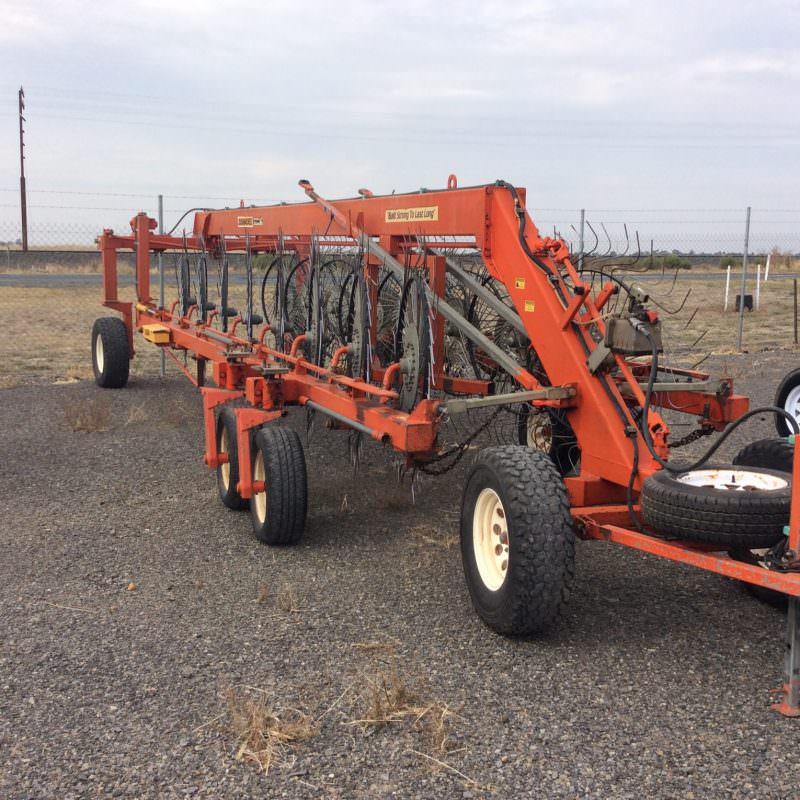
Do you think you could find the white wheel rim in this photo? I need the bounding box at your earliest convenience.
[526,411,553,451]
[676,468,787,492]
[95,334,104,373]
[472,488,509,591]
[784,385,800,428]
[253,450,267,523]
[219,428,231,490]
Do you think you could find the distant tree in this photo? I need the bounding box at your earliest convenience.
[650,253,691,271]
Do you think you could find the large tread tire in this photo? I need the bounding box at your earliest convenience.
[640,466,791,549]
[733,438,794,474]
[250,426,308,546]
[774,368,800,437]
[216,406,248,511]
[460,447,575,636]
[91,317,130,388]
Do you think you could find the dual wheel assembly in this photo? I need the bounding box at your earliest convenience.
[214,406,308,546]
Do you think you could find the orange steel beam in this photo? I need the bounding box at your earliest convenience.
[103,179,748,494]
[577,510,800,597]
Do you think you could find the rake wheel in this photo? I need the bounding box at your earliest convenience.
[394,273,432,412]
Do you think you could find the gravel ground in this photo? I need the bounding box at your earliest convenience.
[2,349,800,799]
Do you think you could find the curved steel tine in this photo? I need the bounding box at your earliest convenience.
[584,219,600,259]
[649,287,691,315]
[619,224,631,258]
[610,230,646,275]
[599,223,613,258]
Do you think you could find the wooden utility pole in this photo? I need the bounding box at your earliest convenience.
[18,86,28,251]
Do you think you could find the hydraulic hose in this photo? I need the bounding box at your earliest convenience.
[638,326,799,472]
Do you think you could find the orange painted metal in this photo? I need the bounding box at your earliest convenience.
[578,512,800,598]
[98,176,800,714]
[789,436,800,555]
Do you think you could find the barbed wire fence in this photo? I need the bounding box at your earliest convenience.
[0,192,798,387]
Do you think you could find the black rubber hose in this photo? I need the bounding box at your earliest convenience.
[638,328,799,472]
[166,208,209,237]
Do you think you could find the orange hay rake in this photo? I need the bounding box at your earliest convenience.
[93,177,800,714]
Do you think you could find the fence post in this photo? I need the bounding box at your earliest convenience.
[578,209,585,273]
[158,194,165,378]
[736,206,751,351]
[724,264,731,311]
[794,279,798,346]
[756,263,761,310]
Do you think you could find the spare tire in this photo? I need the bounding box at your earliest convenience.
[640,465,790,549]
[733,438,794,474]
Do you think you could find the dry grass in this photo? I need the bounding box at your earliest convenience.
[642,275,799,358]
[124,402,148,426]
[223,686,318,774]
[408,524,458,550]
[0,277,258,387]
[2,272,797,389]
[276,584,299,613]
[63,396,111,432]
[347,642,458,754]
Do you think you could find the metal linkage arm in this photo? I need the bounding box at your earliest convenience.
[299,182,533,387]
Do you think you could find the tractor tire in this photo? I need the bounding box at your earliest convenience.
[216,405,248,511]
[640,466,791,549]
[727,548,788,610]
[733,438,794,474]
[91,317,130,388]
[250,426,308,546]
[460,446,575,636]
[775,368,800,437]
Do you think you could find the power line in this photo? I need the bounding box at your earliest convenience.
[0,110,796,150]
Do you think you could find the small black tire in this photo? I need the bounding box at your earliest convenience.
[774,368,800,437]
[216,406,248,511]
[733,438,794,474]
[728,549,788,610]
[250,426,308,545]
[460,447,575,636]
[640,465,791,549]
[516,406,579,476]
[91,317,130,388]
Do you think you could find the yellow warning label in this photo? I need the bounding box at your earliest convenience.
[385,206,439,224]
[515,278,525,290]
[237,216,263,227]
[524,300,535,313]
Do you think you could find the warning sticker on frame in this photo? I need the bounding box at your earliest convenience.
[237,216,263,227]
[385,206,439,223]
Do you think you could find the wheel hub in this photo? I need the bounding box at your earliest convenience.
[784,385,800,428]
[95,335,104,373]
[472,487,509,591]
[253,450,267,523]
[526,410,553,451]
[676,468,787,492]
[398,322,420,411]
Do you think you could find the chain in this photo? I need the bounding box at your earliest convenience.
[415,406,504,476]
[669,425,714,449]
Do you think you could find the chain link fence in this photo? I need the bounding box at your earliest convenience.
[1,206,798,388]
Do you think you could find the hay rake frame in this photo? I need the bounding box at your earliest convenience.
[96,177,800,715]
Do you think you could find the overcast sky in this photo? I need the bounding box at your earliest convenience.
[1,0,798,247]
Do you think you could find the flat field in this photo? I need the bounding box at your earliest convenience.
[0,272,797,387]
